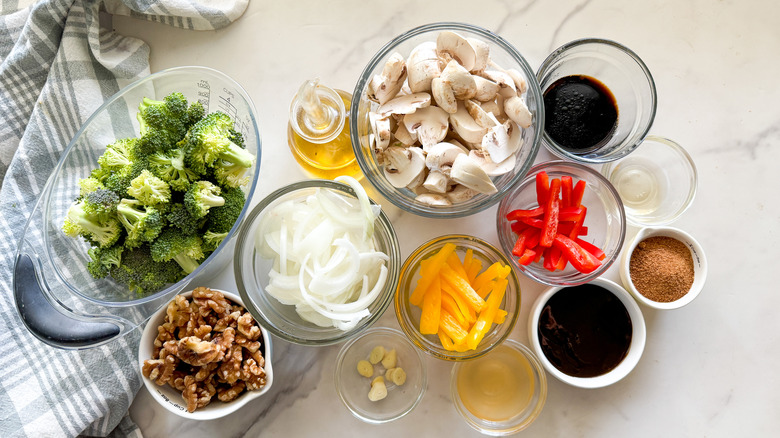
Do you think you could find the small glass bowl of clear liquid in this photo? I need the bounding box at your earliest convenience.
[601,136,697,226]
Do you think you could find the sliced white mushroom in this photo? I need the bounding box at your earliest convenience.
[431,77,457,114]
[369,112,393,153]
[466,38,490,73]
[506,68,528,94]
[480,98,504,121]
[482,119,523,164]
[415,192,452,206]
[449,102,487,144]
[367,52,408,104]
[407,166,427,190]
[403,105,450,148]
[425,141,465,171]
[376,92,431,117]
[440,60,476,100]
[423,170,450,193]
[504,96,533,128]
[450,154,497,194]
[383,146,426,188]
[436,31,476,72]
[465,99,497,129]
[446,184,479,203]
[407,42,442,93]
[481,69,516,92]
[468,149,515,176]
[473,76,500,102]
[393,120,418,146]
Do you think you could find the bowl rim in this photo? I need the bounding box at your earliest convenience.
[394,234,521,361]
[601,135,698,226]
[350,21,544,218]
[536,37,657,164]
[619,226,708,309]
[526,277,646,389]
[333,326,428,424]
[42,65,262,308]
[497,160,627,287]
[138,288,274,420]
[233,179,400,346]
[449,338,548,434]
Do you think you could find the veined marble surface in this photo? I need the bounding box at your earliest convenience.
[119,0,779,436]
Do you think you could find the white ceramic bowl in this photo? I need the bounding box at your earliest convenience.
[619,226,708,310]
[138,289,273,420]
[527,278,645,389]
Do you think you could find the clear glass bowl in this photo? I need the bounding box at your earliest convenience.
[233,179,400,346]
[450,339,547,435]
[537,38,656,163]
[351,22,544,218]
[601,136,697,226]
[496,161,626,286]
[14,66,261,348]
[394,235,521,361]
[334,327,427,423]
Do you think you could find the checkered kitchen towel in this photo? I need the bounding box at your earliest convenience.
[0,1,248,436]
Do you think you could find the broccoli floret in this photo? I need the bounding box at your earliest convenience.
[97,138,137,169]
[83,188,120,220]
[137,93,189,139]
[87,245,123,279]
[127,169,171,206]
[184,180,224,219]
[148,148,198,192]
[166,202,204,231]
[213,159,251,188]
[62,200,123,248]
[117,199,164,247]
[205,187,245,234]
[150,228,205,274]
[202,230,228,253]
[183,112,255,174]
[228,128,245,148]
[186,101,206,127]
[110,244,184,296]
[103,159,148,199]
[78,177,106,197]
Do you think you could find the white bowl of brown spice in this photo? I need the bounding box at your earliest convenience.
[619,226,708,310]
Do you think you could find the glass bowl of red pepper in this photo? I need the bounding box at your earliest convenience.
[496,161,626,286]
[394,235,521,361]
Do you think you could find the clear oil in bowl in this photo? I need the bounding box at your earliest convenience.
[288,79,361,180]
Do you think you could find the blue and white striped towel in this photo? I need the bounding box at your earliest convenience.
[0,1,248,436]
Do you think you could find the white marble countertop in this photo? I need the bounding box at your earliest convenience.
[120,0,779,436]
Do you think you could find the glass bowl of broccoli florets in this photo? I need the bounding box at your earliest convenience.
[44,66,261,308]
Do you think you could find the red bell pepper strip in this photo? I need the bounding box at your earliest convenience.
[536,171,550,206]
[571,180,586,208]
[517,248,537,265]
[561,176,573,208]
[552,234,602,274]
[511,220,529,234]
[575,237,607,261]
[568,206,587,239]
[512,227,538,256]
[558,206,585,222]
[539,178,561,247]
[521,217,544,228]
[542,247,555,271]
[506,207,544,221]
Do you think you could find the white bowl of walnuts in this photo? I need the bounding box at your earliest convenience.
[138,287,273,420]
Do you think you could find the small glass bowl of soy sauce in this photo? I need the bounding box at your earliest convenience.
[536,38,657,164]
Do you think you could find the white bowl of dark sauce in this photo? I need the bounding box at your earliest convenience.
[527,278,646,388]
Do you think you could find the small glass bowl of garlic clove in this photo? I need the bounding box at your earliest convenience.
[334,327,427,423]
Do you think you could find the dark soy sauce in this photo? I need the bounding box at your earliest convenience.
[543,75,618,154]
[538,283,632,378]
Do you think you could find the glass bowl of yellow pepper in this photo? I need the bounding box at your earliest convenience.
[394,235,521,361]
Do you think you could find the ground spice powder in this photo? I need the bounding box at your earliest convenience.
[629,236,694,302]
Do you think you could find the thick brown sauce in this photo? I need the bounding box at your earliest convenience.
[543,75,618,153]
[538,284,632,378]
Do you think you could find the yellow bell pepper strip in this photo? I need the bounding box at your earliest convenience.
[494,308,508,324]
[439,310,468,345]
[465,278,508,350]
[419,276,441,335]
[440,291,469,328]
[446,252,468,279]
[440,263,486,313]
[462,249,474,280]
[438,329,456,351]
[441,281,476,324]
[410,242,456,306]
[466,258,482,283]
[472,262,512,295]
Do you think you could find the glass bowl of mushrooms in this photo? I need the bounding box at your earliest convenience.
[351,22,544,218]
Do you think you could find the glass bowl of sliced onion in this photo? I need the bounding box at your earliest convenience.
[234,177,401,346]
